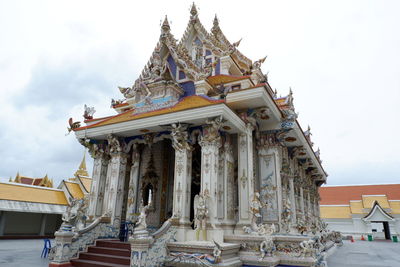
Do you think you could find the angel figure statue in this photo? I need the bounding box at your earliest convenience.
[135,190,152,232]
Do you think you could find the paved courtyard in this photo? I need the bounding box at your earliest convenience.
[0,239,399,267]
[328,240,400,267]
[0,239,50,267]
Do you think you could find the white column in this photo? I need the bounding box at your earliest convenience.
[237,125,255,227]
[104,151,128,227]
[126,144,141,222]
[307,191,311,217]
[88,152,109,219]
[222,137,235,224]
[289,177,297,224]
[39,214,47,236]
[199,136,221,227]
[300,187,305,215]
[0,211,6,236]
[172,146,192,224]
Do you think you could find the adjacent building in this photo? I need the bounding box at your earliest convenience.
[0,155,91,238]
[320,184,400,240]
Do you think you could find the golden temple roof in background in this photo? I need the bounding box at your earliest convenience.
[0,151,91,206]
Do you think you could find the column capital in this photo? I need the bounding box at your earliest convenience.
[199,116,223,148]
[79,138,109,160]
[170,123,192,152]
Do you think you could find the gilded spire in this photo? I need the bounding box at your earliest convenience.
[15,172,21,183]
[74,150,89,178]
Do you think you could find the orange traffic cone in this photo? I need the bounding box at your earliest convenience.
[361,235,365,241]
[351,236,355,242]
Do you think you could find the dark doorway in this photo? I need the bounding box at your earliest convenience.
[190,143,201,229]
[383,221,391,240]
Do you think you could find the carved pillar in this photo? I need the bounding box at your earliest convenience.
[222,136,235,224]
[257,137,279,224]
[199,132,221,228]
[171,125,192,226]
[172,145,192,224]
[237,124,255,228]
[300,186,305,216]
[306,190,311,218]
[88,149,109,219]
[289,177,296,224]
[126,144,141,222]
[104,135,128,227]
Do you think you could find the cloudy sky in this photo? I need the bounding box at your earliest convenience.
[0,0,399,186]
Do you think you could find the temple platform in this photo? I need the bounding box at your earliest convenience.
[166,241,242,267]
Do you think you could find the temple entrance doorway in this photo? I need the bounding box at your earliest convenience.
[371,221,391,240]
[190,143,201,229]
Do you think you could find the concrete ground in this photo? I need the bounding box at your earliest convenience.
[0,239,50,267]
[327,240,400,267]
[0,239,399,267]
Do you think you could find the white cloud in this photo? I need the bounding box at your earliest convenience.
[0,0,399,186]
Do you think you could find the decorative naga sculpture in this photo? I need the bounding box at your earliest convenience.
[299,239,315,258]
[83,104,96,120]
[60,197,88,232]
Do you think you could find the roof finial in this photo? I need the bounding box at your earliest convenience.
[190,2,198,16]
[161,15,170,34]
[213,14,219,27]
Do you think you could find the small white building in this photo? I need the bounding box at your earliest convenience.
[320,184,400,240]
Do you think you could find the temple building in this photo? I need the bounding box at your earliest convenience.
[0,154,91,238]
[50,4,339,267]
[320,184,400,240]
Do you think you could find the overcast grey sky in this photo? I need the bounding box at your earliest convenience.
[0,0,399,186]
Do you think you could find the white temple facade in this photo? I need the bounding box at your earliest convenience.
[50,5,341,267]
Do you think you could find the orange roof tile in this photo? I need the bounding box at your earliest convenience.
[319,184,400,205]
[75,95,224,131]
[206,75,251,86]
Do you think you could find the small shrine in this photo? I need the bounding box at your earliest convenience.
[51,4,341,267]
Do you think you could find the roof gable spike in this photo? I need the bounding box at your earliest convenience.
[190,2,198,18]
[161,15,170,35]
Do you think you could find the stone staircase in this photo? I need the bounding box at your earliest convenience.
[70,239,130,267]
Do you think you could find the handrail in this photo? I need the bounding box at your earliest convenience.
[152,219,172,239]
[73,216,111,240]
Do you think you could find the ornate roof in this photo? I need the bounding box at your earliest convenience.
[76,95,224,130]
[206,74,251,86]
[11,173,53,188]
[0,182,68,205]
[64,181,84,199]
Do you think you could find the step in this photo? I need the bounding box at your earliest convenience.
[96,240,130,250]
[70,259,129,267]
[88,246,130,257]
[79,252,130,265]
